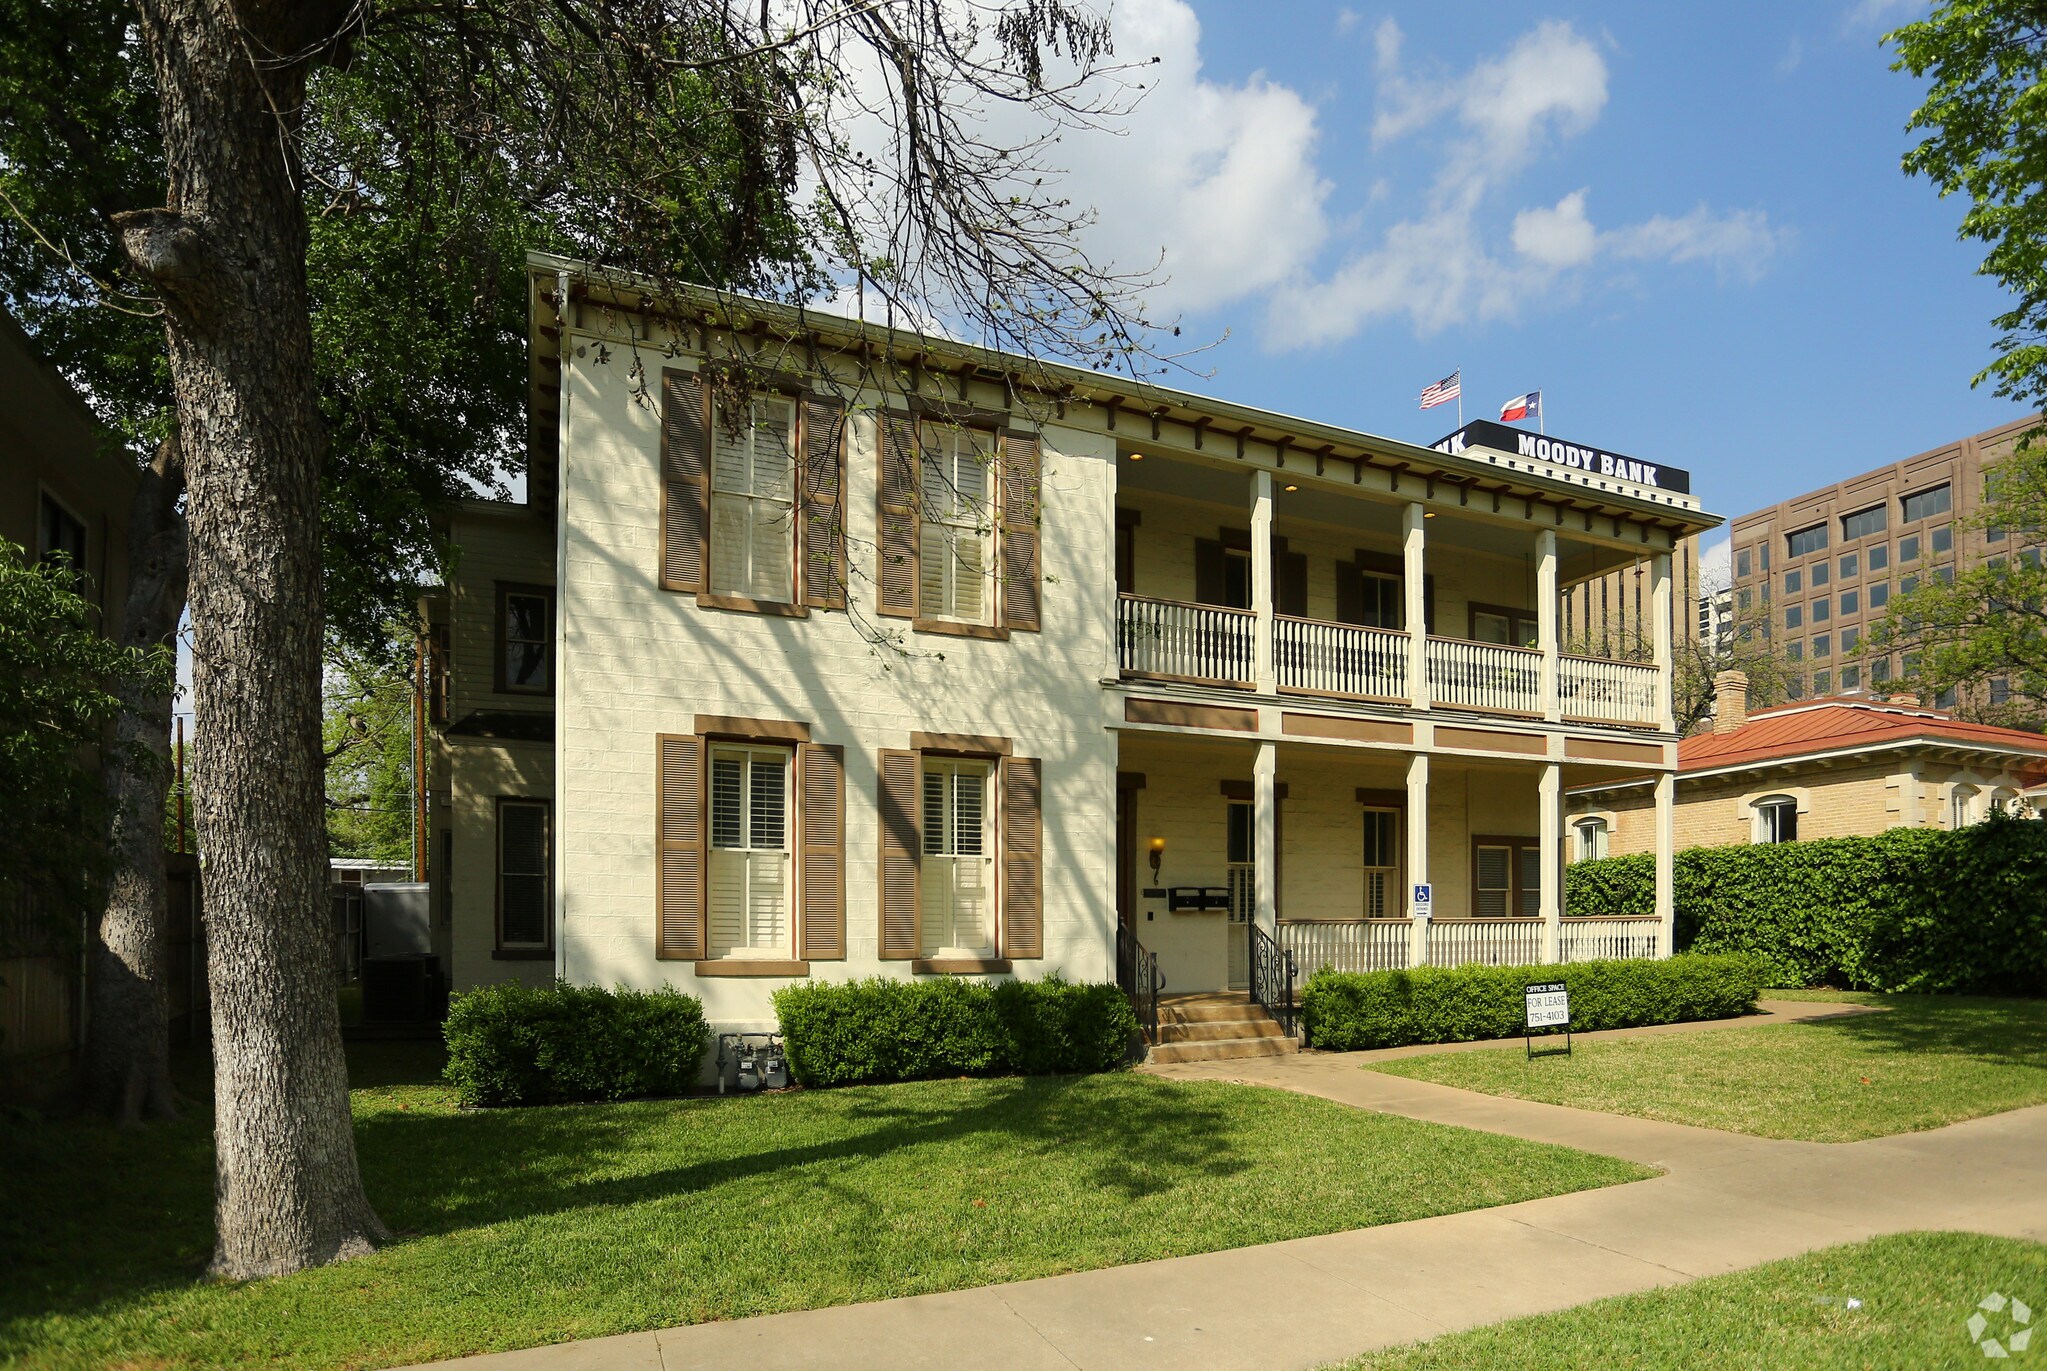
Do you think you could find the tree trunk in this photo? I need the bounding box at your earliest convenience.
[119,0,385,1277]
[81,436,188,1124]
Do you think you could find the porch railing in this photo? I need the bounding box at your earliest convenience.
[1116,922,1165,1045]
[1559,916,1663,963]
[1117,594,1255,686]
[1247,921,1298,1038]
[1559,655,1661,728]
[1425,917,1544,967]
[1425,637,1544,714]
[1275,616,1407,699]
[1278,919,1411,976]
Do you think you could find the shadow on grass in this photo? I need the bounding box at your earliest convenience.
[3,1053,1244,1331]
[352,1071,1246,1236]
[1788,994,2047,1070]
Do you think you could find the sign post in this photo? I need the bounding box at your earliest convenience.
[1524,980,1571,1058]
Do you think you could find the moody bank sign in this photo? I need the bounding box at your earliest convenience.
[1430,420,1692,496]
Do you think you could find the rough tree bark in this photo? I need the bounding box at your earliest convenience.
[81,435,188,1124]
[117,0,386,1275]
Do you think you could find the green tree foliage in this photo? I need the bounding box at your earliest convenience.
[1564,814,2047,994]
[0,0,822,652]
[1892,1,2047,410]
[0,542,170,942]
[322,647,418,865]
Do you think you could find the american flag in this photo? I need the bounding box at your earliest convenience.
[1419,370,1461,410]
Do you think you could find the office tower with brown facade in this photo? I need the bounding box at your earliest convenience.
[1726,415,2041,707]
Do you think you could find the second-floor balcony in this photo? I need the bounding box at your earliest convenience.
[1115,593,1663,729]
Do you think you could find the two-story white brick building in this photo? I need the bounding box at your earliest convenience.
[419,255,1722,1042]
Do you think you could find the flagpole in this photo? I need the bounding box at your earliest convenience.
[1457,367,1463,428]
[1540,394,1545,436]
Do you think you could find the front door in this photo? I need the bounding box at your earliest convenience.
[1226,801,1252,990]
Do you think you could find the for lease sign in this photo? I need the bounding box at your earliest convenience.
[1525,982,1570,1030]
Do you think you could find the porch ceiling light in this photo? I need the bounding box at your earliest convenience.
[1148,836,1166,879]
[1424,511,1437,518]
[1283,483,1299,492]
[1127,451,1145,460]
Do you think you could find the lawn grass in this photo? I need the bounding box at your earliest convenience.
[1366,993,2047,1142]
[0,1043,1652,1370]
[1332,1231,2047,1370]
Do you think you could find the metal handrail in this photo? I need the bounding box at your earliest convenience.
[1247,921,1299,1039]
[1116,922,1164,1045]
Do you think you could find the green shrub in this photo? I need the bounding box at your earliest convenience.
[1562,815,2047,993]
[442,981,708,1106]
[1300,953,1770,1052]
[772,975,1138,1086]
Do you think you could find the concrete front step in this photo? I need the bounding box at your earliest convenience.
[1148,1035,1298,1064]
[1157,998,1268,1025]
[1159,1016,1289,1043]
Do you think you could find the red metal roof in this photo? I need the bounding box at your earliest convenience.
[1681,697,2047,775]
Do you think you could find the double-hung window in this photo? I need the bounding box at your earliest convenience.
[38,491,86,576]
[921,758,996,957]
[1754,796,1799,844]
[919,424,996,623]
[1574,818,1609,862]
[1473,838,1539,917]
[707,745,792,959]
[710,394,798,602]
[497,586,553,694]
[1359,572,1403,629]
[497,799,551,951]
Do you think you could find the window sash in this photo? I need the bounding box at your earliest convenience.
[1226,801,1253,867]
[1758,800,1798,844]
[1361,573,1403,629]
[710,396,797,601]
[498,801,550,949]
[706,745,791,958]
[920,759,995,957]
[502,591,551,692]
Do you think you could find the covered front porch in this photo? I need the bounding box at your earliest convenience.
[1113,734,1671,1008]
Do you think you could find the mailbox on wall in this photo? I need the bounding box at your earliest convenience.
[1167,886,1232,913]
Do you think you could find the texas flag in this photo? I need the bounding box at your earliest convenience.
[1499,391,1541,423]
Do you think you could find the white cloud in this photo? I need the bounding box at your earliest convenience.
[1335,7,1363,37]
[1841,0,1924,34]
[1777,35,1805,76]
[1268,22,1785,347]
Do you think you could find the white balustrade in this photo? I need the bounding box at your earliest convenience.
[1558,917,1663,962]
[1279,919,1411,977]
[1425,638,1544,715]
[1275,616,1408,699]
[1117,594,1256,685]
[1424,918,1545,967]
[1558,654,1662,728]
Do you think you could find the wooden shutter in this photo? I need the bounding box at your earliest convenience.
[797,742,846,960]
[661,371,710,592]
[656,734,706,960]
[1276,547,1309,618]
[801,396,847,610]
[1001,755,1043,959]
[1424,573,1438,635]
[1194,538,1226,606]
[999,430,1042,631]
[878,748,920,958]
[877,413,919,618]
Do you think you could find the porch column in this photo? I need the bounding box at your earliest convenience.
[1403,502,1429,710]
[1252,470,1276,694]
[1405,751,1429,967]
[1651,551,1674,733]
[1536,528,1560,723]
[1654,770,1675,957]
[1539,762,1562,963]
[1254,741,1278,933]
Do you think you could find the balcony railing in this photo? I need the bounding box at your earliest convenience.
[1559,655,1661,728]
[1117,594,1254,686]
[1276,616,1408,699]
[1114,595,1663,730]
[1426,638,1543,715]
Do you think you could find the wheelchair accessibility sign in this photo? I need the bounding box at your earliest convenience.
[1411,883,1432,918]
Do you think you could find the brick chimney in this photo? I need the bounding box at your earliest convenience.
[1713,671,1750,735]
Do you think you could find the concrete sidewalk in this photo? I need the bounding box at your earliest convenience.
[424,1007,2047,1371]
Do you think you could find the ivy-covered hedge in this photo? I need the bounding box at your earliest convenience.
[771,976,1138,1086]
[443,982,709,1106]
[1300,953,1770,1052]
[1563,813,2047,994]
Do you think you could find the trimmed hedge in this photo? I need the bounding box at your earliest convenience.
[771,975,1138,1086]
[1563,813,2047,994]
[1300,952,1770,1052]
[443,981,709,1106]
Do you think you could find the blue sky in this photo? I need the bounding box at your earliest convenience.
[1055,0,2027,567]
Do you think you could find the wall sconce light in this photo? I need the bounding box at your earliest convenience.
[1148,837,1166,880]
